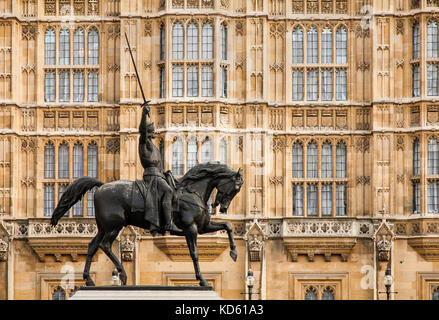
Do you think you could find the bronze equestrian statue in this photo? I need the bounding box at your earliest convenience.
[138,104,182,234]
[50,104,243,287]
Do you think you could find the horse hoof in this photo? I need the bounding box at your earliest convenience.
[230,250,237,262]
[86,279,95,287]
[199,279,209,287]
[119,272,127,285]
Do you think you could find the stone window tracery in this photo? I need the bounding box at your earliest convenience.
[43,140,100,217]
[292,25,348,102]
[292,140,348,217]
[44,26,100,103]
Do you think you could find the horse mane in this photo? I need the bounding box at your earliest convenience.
[177,161,236,187]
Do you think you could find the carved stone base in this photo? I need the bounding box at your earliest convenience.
[70,285,222,300]
[408,238,439,261]
[27,238,91,262]
[283,238,357,262]
[153,236,229,262]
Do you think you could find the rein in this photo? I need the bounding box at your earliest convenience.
[177,186,209,211]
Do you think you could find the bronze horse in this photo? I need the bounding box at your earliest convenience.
[50,162,243,287]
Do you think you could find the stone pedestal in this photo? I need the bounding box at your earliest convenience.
[70,286,222,300]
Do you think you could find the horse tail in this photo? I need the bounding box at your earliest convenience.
[50,177,104,226]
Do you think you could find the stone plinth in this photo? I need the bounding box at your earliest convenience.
[70,286,222,300]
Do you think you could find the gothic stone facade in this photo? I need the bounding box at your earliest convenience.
[0,0,439,300]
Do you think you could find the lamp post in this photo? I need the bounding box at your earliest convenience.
[246,269,255,300]
[383,265,393,300]
[111,268,120,286]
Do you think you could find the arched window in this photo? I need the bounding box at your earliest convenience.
[172,139,184,175]
[292,142,303,178]
[292,27,303,64]
[59,70,70,102]
[59,29,70,65]
[202,22,213,59]
[428,20,438,58]
[307,27,318,64]
[187,65,198,97]
[292,69,304,101]
[45,28,56,65]
[413,138,420,176]
[45,71,56,102]
[322,183,332,216]
[428,181,439,213]
[220,138,227,164]
[428,138,439,175]
[88,28,99,65]
[307,142,318,178]
[73,143,84,178]
[87,143,98,178]
[413,22,420,59]
[52,287,66,300]
[336,27,347,64]
[322,287,335,300]
[307,184,318,216]
[321,27,332,64]
[172,23,184,60]
[307,69,318,101]
[293,184,303,216]
[58,143,69,179]
[433,287,439,300]
[44,184,55,217]
[304,286,318,300]
[220,24,227,61]
[160,24,165,60]
[201,65,213,97]
[336,184,347,216]
[321,142,332,178]
[187,138,198,170]
[336,142,347,178]
[414,182,421,213]
[201,138,212,163]
[413,64,420,97]
[88,70,98,102]
[172,65,183,97]
[44,142,55,179]
[187,23,198,60]
[336,68,347,101]
[73,28,85,65]
[73,71,84,102]
[427,63,438,96]
[87,188,96,216]
[322,69,333,101]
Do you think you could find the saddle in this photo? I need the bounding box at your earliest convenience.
[130,170,180,226]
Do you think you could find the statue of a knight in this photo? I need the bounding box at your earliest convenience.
[138,102,182,234]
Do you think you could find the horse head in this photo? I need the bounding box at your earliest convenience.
[213,168,244,213]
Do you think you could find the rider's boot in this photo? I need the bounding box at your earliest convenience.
[163,200,183,233]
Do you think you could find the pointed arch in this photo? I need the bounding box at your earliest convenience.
[88,27,99,65]
[45,27,56,65]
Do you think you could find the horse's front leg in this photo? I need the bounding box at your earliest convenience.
[199,221,237,262]
[184,223,209,287]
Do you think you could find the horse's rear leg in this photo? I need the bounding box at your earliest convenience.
[99,228,127,285]
[83,229,104,286]
[185,224,208,287]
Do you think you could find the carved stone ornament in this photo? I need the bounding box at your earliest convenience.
[120,237,135,261]
[374,220,394,262]
[248,234,263,262]
[376,233,392,261]
[0,239,8,262]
